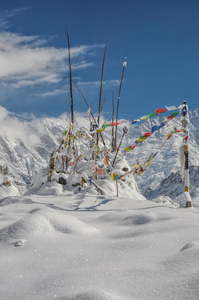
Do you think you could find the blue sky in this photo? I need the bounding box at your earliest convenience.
[0,0,199,120]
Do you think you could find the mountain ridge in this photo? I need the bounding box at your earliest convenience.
[0,105,199,199]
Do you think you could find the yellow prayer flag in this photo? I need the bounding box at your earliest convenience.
[137,137,143,143]
[111,173,117,181]
[141,116,148,121]
[96,128,104,133]
[133,164,140,168]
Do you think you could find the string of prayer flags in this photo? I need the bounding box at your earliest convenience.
[130,106,179,125]
[92,106,179,134]
[125,112,179,153]
[124,145,137,152]
[95,122,122,133]
[167,128,182,140]
[134,127,183,176]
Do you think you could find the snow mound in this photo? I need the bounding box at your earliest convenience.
[118,210,172,227]
[151,195,177,206]
[175,192,192,207]
[0,208,100,245]
[0,196,34,206]
[37,181,63,196]
[180,242,199,252]
[120,212,156,226]
[0,184,19,199]
[60,291,124,300]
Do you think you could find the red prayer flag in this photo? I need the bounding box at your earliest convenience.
[71,160,75,166]
[167,134,172,140]
[130,145,137,149]
[167,115,175,120]
[110,122,121,126]
[155,108,168,115]
[143,132,152,138]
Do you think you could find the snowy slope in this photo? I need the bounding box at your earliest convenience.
[144,165,199,200]
[125,111,199,198]
[0,106,69,194]
[0,105,199,200]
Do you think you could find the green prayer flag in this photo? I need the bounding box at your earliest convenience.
[146,112,156,118]
[171,111,179,116]
[101,124,111,129]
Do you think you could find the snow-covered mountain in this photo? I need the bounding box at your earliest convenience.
[0,105,199,199]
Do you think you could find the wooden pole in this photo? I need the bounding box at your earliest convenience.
[116,180,118,197]
[114,56,127,150]
[66,28,74,124]
[113,126,128,166]
[112,91,115,151]
[96,40,108,145]
[73,81,106,147]
[180,100,192,207]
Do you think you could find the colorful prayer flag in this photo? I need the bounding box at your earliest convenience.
[155,108,168,115]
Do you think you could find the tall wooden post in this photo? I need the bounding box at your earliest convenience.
[114,56,127,150]
[180,100,192,207]
[96,40,108,145]
[111,91,115,152]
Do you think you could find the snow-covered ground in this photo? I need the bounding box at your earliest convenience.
[1,106,199,299]
[0,192,199,300]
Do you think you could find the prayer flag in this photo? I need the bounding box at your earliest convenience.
[101,124,111,129]
[131,120,139,124]
[155,108,168,115]
[151,125,161,133]
[110,122,121,126]
[143,132,152,138]
[96,128,104,132]
[146,112,156,118]
[165,106,178,111]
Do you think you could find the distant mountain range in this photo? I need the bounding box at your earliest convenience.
[0,105,199,199]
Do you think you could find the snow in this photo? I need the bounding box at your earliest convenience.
[1,106,199,299]
[0,193,199,299]
[0,105,199,198]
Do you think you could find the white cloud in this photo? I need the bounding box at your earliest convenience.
[0,32,104,89]
[0,7,29,29]
[0,105,41,147]
[76,79,121,87]
[41,89,66,97]
[4,7,29,18]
